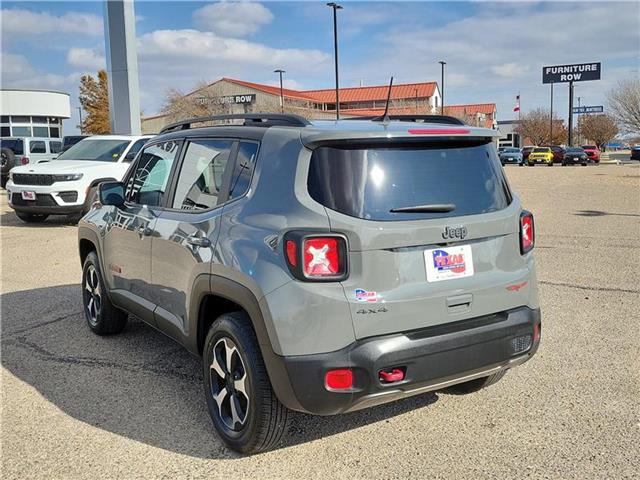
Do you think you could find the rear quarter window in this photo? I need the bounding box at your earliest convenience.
[308,141,512,221]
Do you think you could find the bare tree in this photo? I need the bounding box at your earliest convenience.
[607,79,640,134]
[515,108,566,146]
[161,81,233,123]
[577,114,619,149]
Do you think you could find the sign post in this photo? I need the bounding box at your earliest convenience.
[542,62,601,147]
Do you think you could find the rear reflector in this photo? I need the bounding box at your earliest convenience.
[520,210,535,254]
[533,322,541,342]
[408,128,471,135]
[285,240,297,267]
[325,369,353,390]
[20,156,29,165]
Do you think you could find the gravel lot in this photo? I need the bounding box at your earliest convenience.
[1,164,638,479]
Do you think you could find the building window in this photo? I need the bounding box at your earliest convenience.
[1,126,10,136]
[49,127,60,138]
[32,116,48,123]
[0,116,8,123]
[12,126,32,136]
[49,117,61,124]
[33,126,49,137]
[11,116,30,123]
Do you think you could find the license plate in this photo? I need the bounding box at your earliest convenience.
[424,245,474,282]
[21,191,36,201]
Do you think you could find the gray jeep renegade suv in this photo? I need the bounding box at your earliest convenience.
[78,113,540,454]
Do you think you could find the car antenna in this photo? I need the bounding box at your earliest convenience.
[381,76,394,123]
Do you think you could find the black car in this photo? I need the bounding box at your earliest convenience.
[562,147,588,166]
[631,146,640,161]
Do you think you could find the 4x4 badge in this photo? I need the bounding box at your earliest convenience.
[442,226,468,240]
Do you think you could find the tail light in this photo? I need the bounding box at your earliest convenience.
[20,156,29,165]
[325,369,353,390]
[283,232,348,281]
[520,211,534,254]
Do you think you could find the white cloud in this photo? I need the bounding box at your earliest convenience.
[0,52,68,89]
[135,28,329,113]
[0,8,102,36]
[193,1,273,37]
[67,47,105,71]
[344,2,639,120]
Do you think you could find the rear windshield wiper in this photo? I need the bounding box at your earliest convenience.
[390,203,456,213]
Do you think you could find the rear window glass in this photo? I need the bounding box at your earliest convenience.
[0,139,24,155]
[532,148,548,153]
[308,141,511,221]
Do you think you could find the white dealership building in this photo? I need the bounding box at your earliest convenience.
[0,89,71,138]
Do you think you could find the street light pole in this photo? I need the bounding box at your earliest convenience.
[274,69,286,113]
[327,2,342,120]
[77,106,83,134]
[438,60,446,115]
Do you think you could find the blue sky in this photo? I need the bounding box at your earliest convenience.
[2,1,639,134]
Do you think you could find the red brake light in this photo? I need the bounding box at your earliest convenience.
[520,211,534,254]
[325,369,353,390]
[303,237,340,277]
[408,128,471,135]
[20,156,29,165]
[285,240,297,267]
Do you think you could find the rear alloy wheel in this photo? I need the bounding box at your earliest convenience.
[203,312,289,454]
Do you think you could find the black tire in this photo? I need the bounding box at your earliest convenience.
[444,370,506,395]
[1,147,15,175]
[547,162,553,167]
[15,212,49,223]
[527,161,534,167]
[1,175,7,188]
[203,311,290,454]
[519,162,524,167]
[82,251,127,335]
[581,162,587,166]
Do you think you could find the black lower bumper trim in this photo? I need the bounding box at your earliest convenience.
[275,306,541,415]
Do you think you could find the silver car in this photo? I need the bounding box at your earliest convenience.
[78,113,541,454]
[499,147,524,166]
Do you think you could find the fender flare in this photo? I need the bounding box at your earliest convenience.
[190,274,304,412]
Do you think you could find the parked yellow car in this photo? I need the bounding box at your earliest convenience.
[527,147,554,166]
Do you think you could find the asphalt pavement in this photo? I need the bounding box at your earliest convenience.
[1,164,639,479]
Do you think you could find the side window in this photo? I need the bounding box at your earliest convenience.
[125,139,148,161]
[30,141,46,153]
[172,139,234,211]
[49,141,62,154]
[229,141,259,200]
[125,141,179,207]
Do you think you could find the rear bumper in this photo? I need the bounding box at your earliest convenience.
[274,306,541,415]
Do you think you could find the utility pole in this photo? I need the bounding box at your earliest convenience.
[438,60,446,115]
[550,83,553,143]
[274,69,285,113]
[568,81,574,147]
[77,106,83,134]
[327,3,342,120]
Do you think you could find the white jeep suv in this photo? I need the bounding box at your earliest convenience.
[6,135,152,223]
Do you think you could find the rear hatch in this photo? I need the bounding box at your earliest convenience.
[307,138,532,339]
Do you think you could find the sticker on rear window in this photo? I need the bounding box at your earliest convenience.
[424,245,474,282]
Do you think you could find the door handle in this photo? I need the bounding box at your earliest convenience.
[187,235,211,248]
[137,226,152,236]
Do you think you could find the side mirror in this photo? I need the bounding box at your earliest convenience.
[124,151,137,162]
[99,181,125,208]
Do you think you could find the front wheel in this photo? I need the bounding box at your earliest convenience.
[203,312,290,454]
[15,212,49,223]
[82,251,128,335]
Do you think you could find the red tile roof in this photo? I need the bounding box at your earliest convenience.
[303,82,438,103]
[443,103,496,116]
[222,77,316,101]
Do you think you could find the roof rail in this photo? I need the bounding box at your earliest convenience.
[159,113,311,134]
[345,115,465,126]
